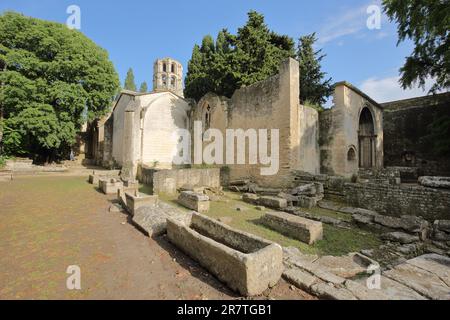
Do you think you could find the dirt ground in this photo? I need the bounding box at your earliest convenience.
[0,175,315,300]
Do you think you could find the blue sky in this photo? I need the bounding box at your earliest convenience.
[0,0,437,103]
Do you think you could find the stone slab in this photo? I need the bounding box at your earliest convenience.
[406,254,450,287]
[283,268,319,291]
[344,280,389,300]
[384,261,450,300]
[381,232,420,244]
[313,253,369,278]
[132,202,190,237]
[356,276,427,300]
[310,283,357,300]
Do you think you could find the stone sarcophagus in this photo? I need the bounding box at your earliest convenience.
[167,213,283,296]
[125,191,159,216]
[99,178,124,195]
[88,170,120,185]
[178,191,210,213]
[261,211,323,245]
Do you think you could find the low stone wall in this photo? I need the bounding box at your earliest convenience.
[294,172,450,221]
[137,166,221,195]
[167,213,283,296]
[342,183,450,221]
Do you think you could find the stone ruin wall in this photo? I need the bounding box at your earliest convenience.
[319,83,384,178]
[294,171,450,221]
[382,92,450,176]
[342,182,450,221]
[194,58,320,189]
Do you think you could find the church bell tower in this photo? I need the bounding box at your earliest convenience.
[153,58,184,97]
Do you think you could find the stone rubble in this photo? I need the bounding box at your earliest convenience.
[283,247,450,300]
[418,176,450,189]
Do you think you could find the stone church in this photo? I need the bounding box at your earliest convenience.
[92,56,385,188]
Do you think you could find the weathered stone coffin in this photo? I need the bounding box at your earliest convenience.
[261,211,323,244]
[167,213,283,296]
[123,179,139,189]
[99,178,123,195]
[125,192,159,216]
[258,196,287,209]
[88,170,120,185]
[178,191,210,213]
[88,174,103,185]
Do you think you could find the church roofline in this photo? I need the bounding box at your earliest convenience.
[110,89,188,114]
[334,81,382,109]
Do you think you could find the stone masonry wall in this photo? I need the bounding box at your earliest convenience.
[293,171,450,221]
[343,183,450,221]
[382,92,450,176]
[194,58,320,188]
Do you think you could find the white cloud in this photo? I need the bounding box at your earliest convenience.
[317,2,389,45]
[318,5,367,44]
[360,76,442,103]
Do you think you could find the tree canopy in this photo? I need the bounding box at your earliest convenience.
[0,12,119,161]
[184,11,296,101]
[124,68,137,91]
[383,0,450,93]
[297,33,333,107]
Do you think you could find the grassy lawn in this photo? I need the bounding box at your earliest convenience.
[157,191,382,256]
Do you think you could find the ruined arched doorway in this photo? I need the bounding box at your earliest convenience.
[358,107,376,168]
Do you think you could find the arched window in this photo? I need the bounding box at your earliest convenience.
[162,63,167,72]
[162,74,167,86]
[204,105,211,130]
[347,147,356,161]
[170,76,176,87]
[171,63,176,73]
[358,107,376,168]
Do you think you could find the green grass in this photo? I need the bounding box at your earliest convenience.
[158,191,382,256]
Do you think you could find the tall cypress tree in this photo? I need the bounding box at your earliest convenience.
[139,81,148,93]
[296,33,333,107]
[124,68,136,91]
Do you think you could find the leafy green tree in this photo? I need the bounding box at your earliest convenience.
[124,68,137,91]
[0,12,119,161]
[296,33,333,106]
[383,0,450,92]
[139,81,148,93]
[184,11,295,101]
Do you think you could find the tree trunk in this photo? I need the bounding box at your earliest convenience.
[0,63,5,154]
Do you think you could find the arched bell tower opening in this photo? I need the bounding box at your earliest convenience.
[153,58,184,97]
[358,107,376,168]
